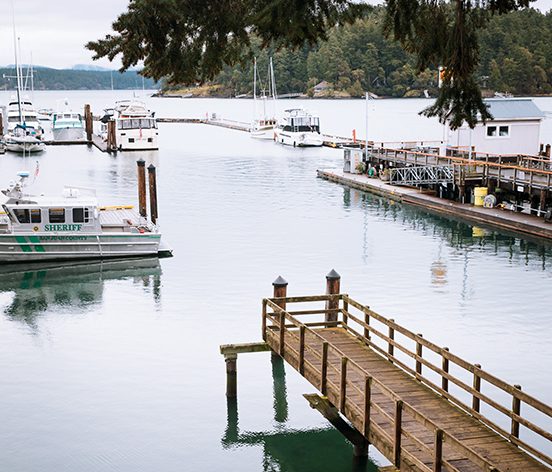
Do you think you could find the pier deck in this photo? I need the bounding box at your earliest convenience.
[261,293,552,472]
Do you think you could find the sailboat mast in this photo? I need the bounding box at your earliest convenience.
[11,0,22,123]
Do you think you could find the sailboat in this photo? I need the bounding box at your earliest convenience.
[250,58,278,140]
[5,4,45,154]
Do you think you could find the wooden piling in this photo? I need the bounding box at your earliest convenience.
[107,120,117,151]
[225,354,238,397]
[325,269,341,322]
[148,164,158,224]
[137,159,147,217]
[272,276,288,311]
[84,104,93,141]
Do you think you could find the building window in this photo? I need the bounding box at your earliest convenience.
[499,126,509,136]
[487,126,497,137]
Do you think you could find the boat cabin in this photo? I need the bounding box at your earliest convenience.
[282,108,320,133]
[447,99,545,156]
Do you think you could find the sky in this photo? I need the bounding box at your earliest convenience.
[1,0,552,71]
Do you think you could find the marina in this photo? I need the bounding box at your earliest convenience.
[0,91,551,472]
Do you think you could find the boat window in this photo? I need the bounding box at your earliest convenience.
[131,119,140,129]
[49,208,65,223]
[31,209,41,223]
[72,208,90,224]
[119,119,132,130]
[13,209,30,224]
[140,119,151,129]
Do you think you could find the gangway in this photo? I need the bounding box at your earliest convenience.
[389,165,454,186]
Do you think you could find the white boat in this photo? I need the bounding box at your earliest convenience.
[250,58,278,140]
[101,100,158,151]
[5,96,45,153]
[275,108,323,147]
[52,106,85,141]
[0,171,172,263]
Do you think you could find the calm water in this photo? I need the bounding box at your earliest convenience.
[1,91,552,471]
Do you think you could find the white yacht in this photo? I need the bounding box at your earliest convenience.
[250,58,278,140]
[101,100,158,151]
[275,108,323,147]
[0,171,172,263]
[5,96,45,153]
[52,108,85,141]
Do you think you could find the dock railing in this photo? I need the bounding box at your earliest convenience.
[262,294,552,471]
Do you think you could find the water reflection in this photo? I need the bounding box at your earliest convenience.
[0,258,162,329]
[222,354,378,472]
[344,187,552,272]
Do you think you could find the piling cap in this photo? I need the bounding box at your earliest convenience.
[326,269,341,280]
[148,164,156,173]
[137,158,145,166]
[272,276,288,287]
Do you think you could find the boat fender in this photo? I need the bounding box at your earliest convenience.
[368,167,375,177]
[127,219,133,226]
[139,229,145,233]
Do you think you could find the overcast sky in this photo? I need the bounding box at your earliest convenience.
[1,0,552,71]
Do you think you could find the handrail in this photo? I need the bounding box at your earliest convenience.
[262,295,552,470]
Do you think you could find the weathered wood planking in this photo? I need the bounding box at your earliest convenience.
[263,294,552,472]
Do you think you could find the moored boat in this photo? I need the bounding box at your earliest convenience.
[5,96,45,153]
[52,109,85,141]
[250,58,278,140]
[0,171,172,263]
[101,99,158,151]
[275,108,323,147]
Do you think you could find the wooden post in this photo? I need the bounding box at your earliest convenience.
[340,356,348,412]
[279,311,285,356]
[416,334,423,376]
[394,400,403,467]
[84,104,92,141]
[442,347,449,394]
[473,364,482,413]
[540,189,548,217]
[147,164,158,224]
[272,276,288,311]
[511,384,522,439]
[321,342,329,395]
[388,319,395,363]
[364,311,370,340]
[225,354,238,397]
[0,109,4,136]
[434,428,443,472]
[262,299,268,341]
[364,376,372,438]
[325,269,340,323]
[343,297,349,326]
[137,158,147,217]
[107,119,117,151]
[546,144,551,158]
[299,325,305,375]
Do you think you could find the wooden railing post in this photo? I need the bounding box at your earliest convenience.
[262,299,268,341]
[321,342,329,395]
[364,376,372,438]
[416,334,423,376]
[299,325,305,375]
[325,269,341,323]
[442,347,449,394]
[272,276,288,310]
[340,356,348,412]
[388,319,395,363]
[473,364,482,413]
[512,384,522,439]
[343,297,349,326]
[364,310,370,340]
[434,428,443,472]
[394,400,403,467]
[279,311,285,356]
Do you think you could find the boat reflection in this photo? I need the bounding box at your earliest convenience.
[222,354,379,472]
[0,258,162,327]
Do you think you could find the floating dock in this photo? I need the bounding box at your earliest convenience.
[222,273,552,472]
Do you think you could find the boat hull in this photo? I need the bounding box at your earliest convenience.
[53,127,85,141]
[0,232,163,263]
[275,130,323,147]
[5,139,45,153]
[250,126,277,140]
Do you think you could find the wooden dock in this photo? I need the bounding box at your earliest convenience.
[224,274,552,472]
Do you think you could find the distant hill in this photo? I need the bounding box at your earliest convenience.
[0,67,158,91]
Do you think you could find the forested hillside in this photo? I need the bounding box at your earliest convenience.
[162,7,552,98]
[0,68,157,91]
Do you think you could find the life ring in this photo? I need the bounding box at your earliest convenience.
[368,167,375,177]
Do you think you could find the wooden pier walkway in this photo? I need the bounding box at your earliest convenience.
[253,282,552,472]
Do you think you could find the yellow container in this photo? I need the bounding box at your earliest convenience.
[474,187,488,206]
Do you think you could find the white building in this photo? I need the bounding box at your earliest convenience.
[448,99,545,156]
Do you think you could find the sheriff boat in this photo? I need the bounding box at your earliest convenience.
[0,172,172,263]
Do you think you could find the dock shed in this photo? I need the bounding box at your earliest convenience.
[448,98,545,156]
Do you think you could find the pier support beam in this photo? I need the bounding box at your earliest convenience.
[304,394,369,458]
[220,342,272,397]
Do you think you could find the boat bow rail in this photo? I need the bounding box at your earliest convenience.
[262,293,552,471]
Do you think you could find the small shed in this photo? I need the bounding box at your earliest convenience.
[314,81,329,93]
[447,99,545,156]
